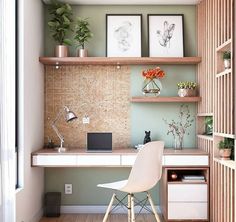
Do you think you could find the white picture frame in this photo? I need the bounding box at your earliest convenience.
[148,14,184,57]
[106,14,142,57]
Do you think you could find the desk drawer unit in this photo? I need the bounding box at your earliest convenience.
[32,155,77,166]
[164,155,208,166]
[168,184,208,220]
[77,155,120,166]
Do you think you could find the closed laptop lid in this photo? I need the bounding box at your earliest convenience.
[87,132,112,152]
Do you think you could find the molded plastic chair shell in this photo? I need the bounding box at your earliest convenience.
[97,141,164,193]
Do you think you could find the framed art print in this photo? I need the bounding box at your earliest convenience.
[106,14,142,57]
[148,14,184,57]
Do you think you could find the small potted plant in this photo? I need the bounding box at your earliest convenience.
[218,138,234,160]
[48,0,73,57]
[223,51,231,69]
[177,81,197,97]
[204,116,213,135]
[74,17,93,57]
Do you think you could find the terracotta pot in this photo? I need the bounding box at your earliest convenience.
[219,148,231,160]
[77,49,88,57]
[55,45,68,57]
[178,88,196,97]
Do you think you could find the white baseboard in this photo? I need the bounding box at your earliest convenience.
[30,208,43,222]
[61,205,161,214]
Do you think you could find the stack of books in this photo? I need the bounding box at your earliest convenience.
[182,175,205,182]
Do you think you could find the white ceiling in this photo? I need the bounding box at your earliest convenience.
[43,0,201,5]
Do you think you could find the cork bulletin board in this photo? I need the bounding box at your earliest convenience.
[44,65,130,149]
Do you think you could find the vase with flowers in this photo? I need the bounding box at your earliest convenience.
[142,67,165,96]
[163,104,194,150]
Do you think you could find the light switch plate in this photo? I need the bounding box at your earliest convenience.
[82,116,90,124]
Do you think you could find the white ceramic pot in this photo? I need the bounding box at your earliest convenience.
[178,89,196,97]
[219,148,231,160]
[224,59,231,69]
[55,45,68,57]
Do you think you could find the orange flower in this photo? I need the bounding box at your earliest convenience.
[142,67,165,79]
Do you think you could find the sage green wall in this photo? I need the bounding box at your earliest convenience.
[44,5,197,205]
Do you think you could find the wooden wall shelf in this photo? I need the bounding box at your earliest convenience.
[216,39,232,52]
[197,135,214,141]
[39,57,202,66]
[131,96,201,103]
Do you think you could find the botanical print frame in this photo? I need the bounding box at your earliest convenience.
[106,14,142,57]
[148,14,184,57]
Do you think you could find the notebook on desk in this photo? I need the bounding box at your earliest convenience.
[87,132,112,152]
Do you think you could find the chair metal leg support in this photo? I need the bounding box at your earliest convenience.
[128,194,131,222]
[131,194,135,222]
[147,192,161,222]
[103,193,116,222]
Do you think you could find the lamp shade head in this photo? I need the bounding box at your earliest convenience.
[64,106,77,122]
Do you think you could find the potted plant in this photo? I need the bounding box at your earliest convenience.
[204,116,213,135]
[223,51,231,69]
[218,138,234,160]
[74,17,93,57]
[177,81,197,97]
[48,0,73,57]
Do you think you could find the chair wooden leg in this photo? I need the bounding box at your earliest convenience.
[147,192,161,222]
[128,194,131,222]
[103,193,116,222]
[131,194,135,222]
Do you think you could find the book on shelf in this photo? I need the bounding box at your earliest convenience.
[182,179,206,182]
[182,175,205,180]
[182,175,205,182]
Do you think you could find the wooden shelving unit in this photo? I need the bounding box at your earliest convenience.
[197,135,213,141]
[39,56,201,66]
[130,96,201,103]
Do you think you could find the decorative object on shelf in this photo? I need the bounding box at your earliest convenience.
[163,104,194,150]
[106,14,142,57]
[51,106,77,152]
[218,138,234,160]
[222,51,231,69]
[170,171,178,180]
[48,0,73,57]
[143,131,151,144]
[74,17,93,57]
[177,81,197,97]
[142,67,165,96]
[204,116,213,135]
[148,14,184,57]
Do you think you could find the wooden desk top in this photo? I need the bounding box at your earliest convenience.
[32,148,208,156]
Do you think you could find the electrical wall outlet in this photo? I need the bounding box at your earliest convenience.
[65,184,72,194]
[82,116,90,124]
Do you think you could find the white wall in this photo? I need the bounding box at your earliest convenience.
[16,0,44,221]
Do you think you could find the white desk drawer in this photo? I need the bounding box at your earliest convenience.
[121,155,137,165]
[33,155,77,166]
[164,155,208,166]
[77,155,120,166]
[168,184,208,202]
[168,202,208,220]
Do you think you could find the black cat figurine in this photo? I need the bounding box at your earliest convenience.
[143,131,151,144]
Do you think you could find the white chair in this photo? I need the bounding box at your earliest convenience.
[97,141,164,222]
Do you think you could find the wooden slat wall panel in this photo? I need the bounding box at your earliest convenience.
[213,161,235,222]
[197,137,214,220]
[197,0,214,114]
[197,1,235,222]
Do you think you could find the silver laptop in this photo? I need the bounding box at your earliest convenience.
[87,132,112,152]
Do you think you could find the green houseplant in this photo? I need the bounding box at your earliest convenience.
[204,116,213,135]
[48,0,73,57]
[177,81,197,97]
[74,17,93,57]
[218,138,234,160]
[222,51,231,69]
